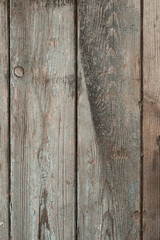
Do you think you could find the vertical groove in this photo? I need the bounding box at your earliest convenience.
[74,0,78,239]
[7,0,11,239]
[140,0,144,239]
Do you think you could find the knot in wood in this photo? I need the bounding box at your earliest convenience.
[14,66,24,78]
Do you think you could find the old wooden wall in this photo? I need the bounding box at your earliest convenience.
[0,0,159,239]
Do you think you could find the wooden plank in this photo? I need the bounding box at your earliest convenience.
[78,0,141,239]
[0,1,9,239]
[10,1,76,239]
[143,1,160,238]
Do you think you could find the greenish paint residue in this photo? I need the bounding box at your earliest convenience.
[128,181,138,211]
[131,224,137,237]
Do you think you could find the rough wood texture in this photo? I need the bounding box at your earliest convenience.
[0,1,9,240]
[78,0,141,239]
[143,1,160,239]
[10,0,76,239]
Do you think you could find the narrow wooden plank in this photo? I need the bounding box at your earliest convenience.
[0,1,9,239]
[10,1,76,239]
[78,0,141,239]
[143,1,160,238]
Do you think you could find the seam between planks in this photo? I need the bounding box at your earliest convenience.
[75,0,78,239]
[7,0,11,239]
[140,0,144,239]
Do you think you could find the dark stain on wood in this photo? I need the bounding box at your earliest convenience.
[79,1,139,161]
[156,136,160,147]
[79,1,125,186]
[131,210,140,221]
[39,189,50,239]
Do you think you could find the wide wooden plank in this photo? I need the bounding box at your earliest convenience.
[143,1,160,238]
[10,1,76,239]
[78,0,141,239]
[0,1,9,239]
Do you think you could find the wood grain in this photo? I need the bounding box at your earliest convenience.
[10,0,76,239]
[0,1,9,239]
[77,0,141,239]
[143,0,160,239]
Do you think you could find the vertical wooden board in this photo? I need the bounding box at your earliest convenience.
[10,0,76,239]
[0,1,9,239]
[78,0,141,239]
[143,1,160,238]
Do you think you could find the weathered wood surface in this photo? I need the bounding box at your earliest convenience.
[143,1,160,239]
[10,0,76,239]
[78,0,141,239]
[0,1,9,240]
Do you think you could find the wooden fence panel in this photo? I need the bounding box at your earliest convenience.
[0,1,9,239]
[10,1,76,239]
[143,0,160,238]
[77,0,141,239]
[2,0,160,239]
